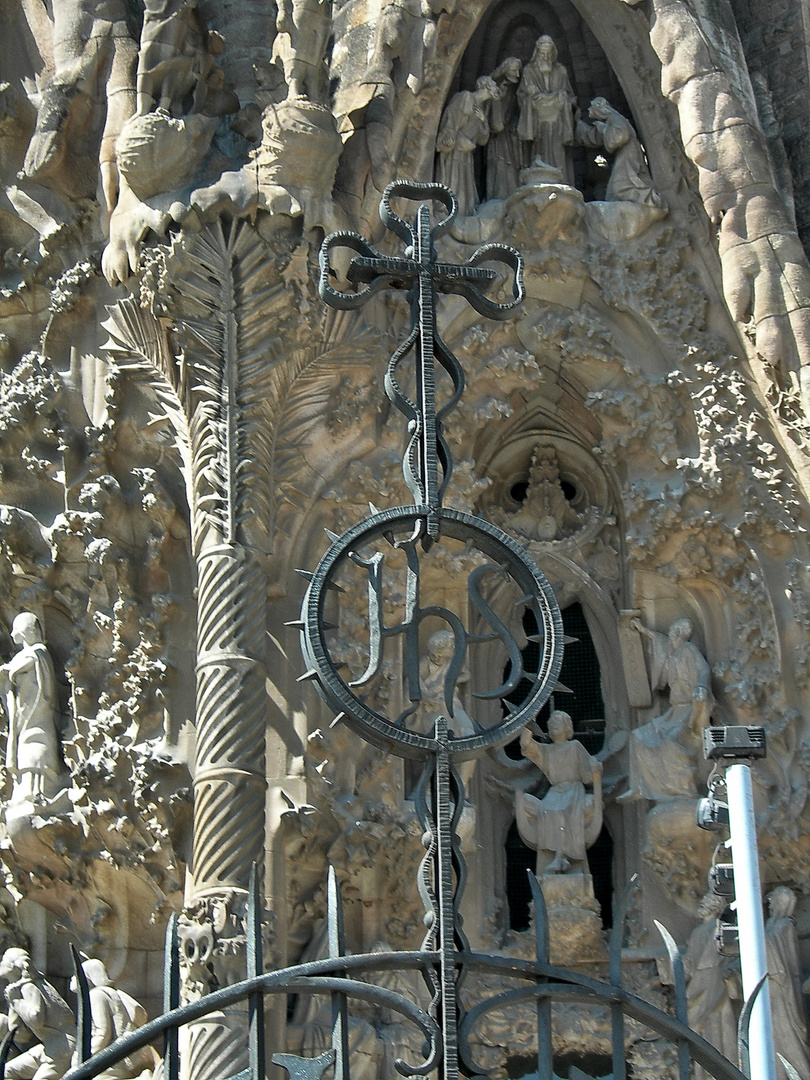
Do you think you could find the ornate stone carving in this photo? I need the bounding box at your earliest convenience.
[619,617,714,805]
[0,948,75,1080]
[2,1,810,1074]
[104,220,281,1078]
[491,444,585,543]
[0,613,63,806]
[516,36,576,185]
[623,0,810,395]
[178,893,260,1080]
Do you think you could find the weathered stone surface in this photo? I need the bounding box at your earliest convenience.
[0,0,808,1076]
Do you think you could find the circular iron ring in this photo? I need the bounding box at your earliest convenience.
[300,506,563,760]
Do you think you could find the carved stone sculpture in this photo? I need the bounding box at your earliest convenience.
[114,0,238,202]
[764,886,810,1080]
[516,36,576,184]
[494,445,582,542]
[272,0,333,102]
[367,0,455,96]
[619,617,713,804]
[578,98,665,210]
[70,959,157,1080]
[103,0,239,283]
[0,614,61,805]
[515,711,603,875]
[621,0,810,395]
[684,895,741,1080]
[134,0,238,119]
[0,948,75,1080]
[436,77,501,217]
[415,629,475,793]
[486,57,522,201]
[21,0,137,209]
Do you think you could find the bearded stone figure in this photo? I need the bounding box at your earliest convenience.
[619,616,713,804]
[516,35,576,183]
[436,76,501,215]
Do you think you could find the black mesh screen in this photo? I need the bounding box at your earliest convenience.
[505,819,535,932]
[504,602,606,754]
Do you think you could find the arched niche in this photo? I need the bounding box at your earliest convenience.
[445,0,634,200]
[472,408,630,730]
[456,0,627,114]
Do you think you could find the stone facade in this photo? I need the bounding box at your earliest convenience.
[0,0,809,1077]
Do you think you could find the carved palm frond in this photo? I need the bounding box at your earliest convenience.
[268,319,388,533]
[166,220,284,554]
[101,297,193,487]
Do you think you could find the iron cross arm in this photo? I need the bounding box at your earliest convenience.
[317,180,525,541]
[318,182,525,320]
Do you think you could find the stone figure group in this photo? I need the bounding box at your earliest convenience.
[435,33,662,216]
[684,886,810,1080]
[0,948,155,1080]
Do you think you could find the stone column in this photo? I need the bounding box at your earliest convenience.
[181,544,268,1080]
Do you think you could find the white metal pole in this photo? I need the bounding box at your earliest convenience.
[725,761,776,1080]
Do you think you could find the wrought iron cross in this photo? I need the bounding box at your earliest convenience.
[319,180,524,543]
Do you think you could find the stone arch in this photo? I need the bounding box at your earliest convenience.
[456,0,629,121]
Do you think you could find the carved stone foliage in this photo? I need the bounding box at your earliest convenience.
[282,724,425,960]
[0,349,192,947]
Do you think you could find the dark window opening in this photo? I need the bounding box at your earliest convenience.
[505,819,535,931]
[587,825,613,929]
[554,1052,614,1078]
[560,479,577,502]
[507,1053,613,1080]
[510,480,529,503]
[503,602,606,754]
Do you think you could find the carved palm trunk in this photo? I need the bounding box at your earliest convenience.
[183,544,268,1080]
[104,219,279,1080]
[193,544,267,892]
